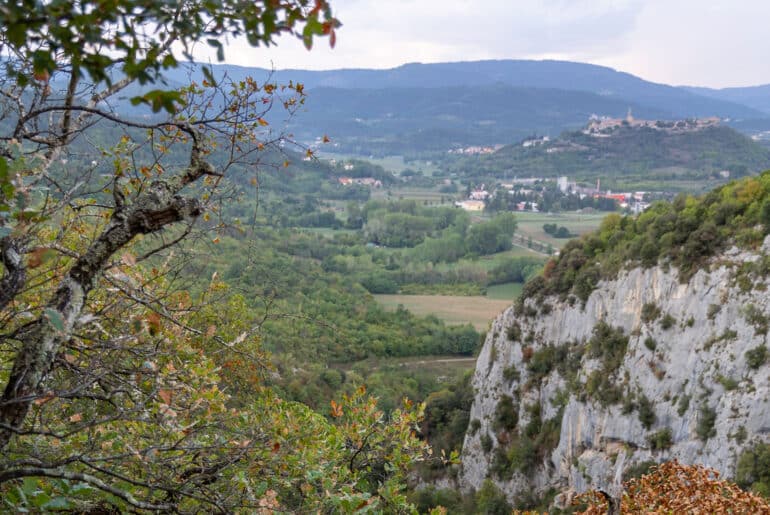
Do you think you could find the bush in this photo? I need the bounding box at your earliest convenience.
[718,375,739,391]
[506,322,522,342]
[644,337,657,351]
[507,436,538,474]
[480,433,493,454]
[647,428,673,450]
[525,344,568,383]
[359,273,399,294]
[638,394,656,429]
[641,302,661,323]
[492,395,518,432]
[746,345,768,369]
[503,365,520,384]
[622,460,657,482]
[660,313,676,330]
[410,486,463,514]
[743,304,769,335]
[696,405,717,441]
[475,480,512,515]
[736,443,770,498]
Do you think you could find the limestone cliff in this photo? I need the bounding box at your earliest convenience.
[460,242,770,506]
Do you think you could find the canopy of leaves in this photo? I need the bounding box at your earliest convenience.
[0,0,339,110]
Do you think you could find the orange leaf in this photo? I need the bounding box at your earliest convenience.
[257,118,269,127]
[122,252,136,266]
[69,413,82,422]
[158,389,173,404]
[34,392,55,406]
[146,312,161,335]
[330,399,343,417]
[28,247,46,268]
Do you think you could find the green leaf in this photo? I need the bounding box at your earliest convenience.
[202,65,217,87]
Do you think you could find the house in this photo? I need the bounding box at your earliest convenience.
[338,177,383,187]
[469,189,489,201]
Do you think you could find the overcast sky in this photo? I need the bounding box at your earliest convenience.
[202,0,770,89]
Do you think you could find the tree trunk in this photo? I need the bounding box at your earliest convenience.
[0,174,204,449]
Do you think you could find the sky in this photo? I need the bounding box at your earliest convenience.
[199,0,770,89]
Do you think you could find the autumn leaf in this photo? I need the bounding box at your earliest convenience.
[34,392,55,406]
[146,312,161,335]
[330,400,343,417]
[158,389,173,404]
[206,325,217,337]
[69,413,82,422]
[28,247,47,268]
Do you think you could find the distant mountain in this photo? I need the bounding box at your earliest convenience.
[683,84,770,115]
[291,85,670,156]
[123,60,770,155]
[179,60,763,119]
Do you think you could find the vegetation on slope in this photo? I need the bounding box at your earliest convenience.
[520,171,770,307]
[454,126,770,183]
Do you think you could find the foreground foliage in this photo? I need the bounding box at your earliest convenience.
[0,0,435,511]
[576,460,770,514]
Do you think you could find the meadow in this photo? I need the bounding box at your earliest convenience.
[373,293,512,331]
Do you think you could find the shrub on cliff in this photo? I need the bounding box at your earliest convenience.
[519,172,770,304]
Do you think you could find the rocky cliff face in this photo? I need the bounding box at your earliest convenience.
[460,243,770,506]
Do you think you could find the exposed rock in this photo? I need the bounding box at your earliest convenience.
[460,250,770,506]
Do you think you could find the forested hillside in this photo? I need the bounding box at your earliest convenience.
[449,125,770,188]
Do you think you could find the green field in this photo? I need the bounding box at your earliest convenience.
[370,186,454,204]
[485,282,524,300]
[432,248,543,275]
[373,294,511,331]
[513,211,607,249]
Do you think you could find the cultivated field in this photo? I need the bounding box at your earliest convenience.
[373,294,512,331]
[513,211,607,249]
[485,282,524,300]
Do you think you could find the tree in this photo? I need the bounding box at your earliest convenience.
[0,1,427,511]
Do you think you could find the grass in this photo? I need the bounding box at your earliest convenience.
[513,211,607,249]
[486,282,523,300]
[371,187,454,204]
[434,248,543,274]
[344,354,476,379]
[373,294,511,331]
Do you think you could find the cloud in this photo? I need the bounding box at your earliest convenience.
[199,0,770,88]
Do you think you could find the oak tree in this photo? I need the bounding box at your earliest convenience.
[0,1,428,512]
